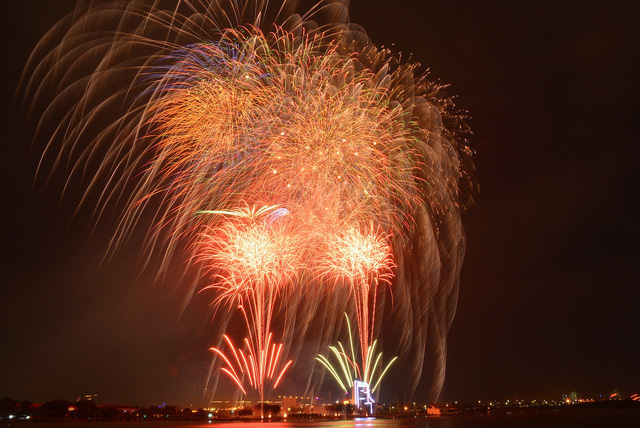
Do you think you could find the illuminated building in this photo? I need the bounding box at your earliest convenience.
[352,380,374,414]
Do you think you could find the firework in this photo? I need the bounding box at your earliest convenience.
[195,205,302,309]
[316,314,397,398]
[195,204,301,402]
[211,333,292,396]
[24,0,475,402]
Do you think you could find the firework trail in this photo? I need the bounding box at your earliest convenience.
[316,314,397,394]
[211,333,292,396]
[22,0,475,402]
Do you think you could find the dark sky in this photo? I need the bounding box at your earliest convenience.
[1,0,639,407]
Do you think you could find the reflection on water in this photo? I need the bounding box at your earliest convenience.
[13,411,640,428]
[198,418,412,428]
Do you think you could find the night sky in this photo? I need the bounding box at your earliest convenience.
[1,1,638,407]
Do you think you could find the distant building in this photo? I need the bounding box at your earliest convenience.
[281,396,298,411]
[427,403,459,415]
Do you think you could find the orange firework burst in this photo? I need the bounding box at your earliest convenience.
[195,205,302,305]
[142,28,422,255]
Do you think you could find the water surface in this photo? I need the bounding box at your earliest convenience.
[10,411,640,428]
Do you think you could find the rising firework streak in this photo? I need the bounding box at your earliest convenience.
[316,314,397,397]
